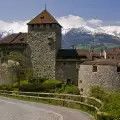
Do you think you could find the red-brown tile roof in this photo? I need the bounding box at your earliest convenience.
[0,32,27,44]
[81,59,118,66]
[106,50,120,55]
[27,9,62,27]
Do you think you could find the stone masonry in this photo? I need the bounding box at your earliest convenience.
[78,64,120,95]
[27,31,56,79]
[56,61,78,85]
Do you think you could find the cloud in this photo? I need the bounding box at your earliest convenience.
[87,19,103,26]
[97,26,120,36]
[57,15,87,29]
[0,15,120,37]
[99,26,120,33]
[0,20,28,33]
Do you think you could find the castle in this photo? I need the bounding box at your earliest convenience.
[0,9,120,95]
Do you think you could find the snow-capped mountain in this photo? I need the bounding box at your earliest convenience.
[1,26,120,50]
[62,27,120,50]
[62,26,120,37]
[0,34,2,40]
[0,30,13,40]
[62,26,94,35]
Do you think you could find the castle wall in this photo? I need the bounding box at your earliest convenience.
[56,61,78,85]
[78,65,120,95]
[27,31,56,79]
[0,62,16,85]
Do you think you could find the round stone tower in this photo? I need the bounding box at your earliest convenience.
[27,9,62,79]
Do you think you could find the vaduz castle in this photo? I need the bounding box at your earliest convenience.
[0,9,120,95]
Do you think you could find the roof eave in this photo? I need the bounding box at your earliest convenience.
[27,22,62,28]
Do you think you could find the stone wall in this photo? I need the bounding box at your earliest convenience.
[78,65,120,95]
[56,61,78,85]
[27,31,56,79]
[0,62,16,85]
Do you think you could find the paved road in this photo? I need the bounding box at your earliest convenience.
[0,97,94,120]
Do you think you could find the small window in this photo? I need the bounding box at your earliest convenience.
[63,62,66,66]
[30,25,34,30]
[46,24,49,28]
[40,16,44,19]
[20,72,24,75]
[108,56,110,59]
[7,52,10,55]
[40,25,43,28]
[48,37,53,41]
[93,66,97,72]
[81,88,83,92]
[80,80,82,83]
[48,38,55,50]
[117,67,120,72]
[66,79,72,84]
[49,24,52,28]
[52,24,55,28]
[112,57,114,59]
[20,38,24,41]
[48,42,52,46]
[37,24,40,27]
[43,24,46,28]
[32,24,34,28]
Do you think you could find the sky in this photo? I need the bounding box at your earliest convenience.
[0,0,120,35]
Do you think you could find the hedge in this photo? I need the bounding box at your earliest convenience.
[97,112,113,120]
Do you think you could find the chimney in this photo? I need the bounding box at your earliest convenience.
[103,50,107,59]
[100,49,103,57]
[90,49,94,60]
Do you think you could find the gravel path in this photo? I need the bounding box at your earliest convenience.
[0,96,94,120]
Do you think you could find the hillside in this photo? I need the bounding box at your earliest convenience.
[62,28,120,50]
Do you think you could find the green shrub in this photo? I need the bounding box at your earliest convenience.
[104,93,120,119]
[97,112,113,120]
[0,84,13,91]
[12,80,29,88]
[56,85,80,95]
[89,85,110,102]
[89,86,120,119]
[64,85,80,94]
[29,77,46,84]
[43,80,63,90]
[19,83,44,92]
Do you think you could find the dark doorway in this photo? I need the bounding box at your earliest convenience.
[66,79,72,85]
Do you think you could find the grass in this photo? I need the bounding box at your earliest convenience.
[0,94,97,119]
[12,80,29,88]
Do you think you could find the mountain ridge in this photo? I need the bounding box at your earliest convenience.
[1,27,120,50]
[62,27,120,50]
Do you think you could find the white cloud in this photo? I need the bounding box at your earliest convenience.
[0,20,28,33]
[57,15,87,29]
[0,15,120,37]
[87,19,103,26]
[99,26,120,33]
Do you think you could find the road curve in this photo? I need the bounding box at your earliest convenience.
[0,96,94,120]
